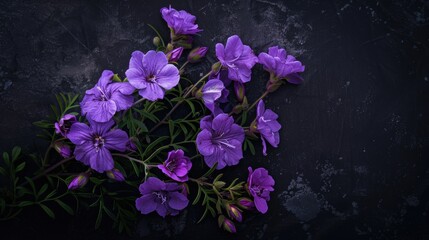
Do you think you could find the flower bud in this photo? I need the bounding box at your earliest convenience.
[222,218,236,233]
[68,173,89,190]
[233,81,245,103]
[153,36,161,47]
[106,168,125,182]
[187,47,208,63]
[211,62,222,73]
[53,142,71,158]
[126,137,137,151]
[166,47,184,62]
[249,120,259,133]
[237,197,255,210]
[227,204,243,222]
[214,181,226,189]
[232,104,243,114]
[166,43,174,52]
[172,35,193,49]
[194,87,203,99]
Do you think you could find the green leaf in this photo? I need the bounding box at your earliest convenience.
[37,184,48,197]
[192,185,202,205]
[185,99,196,115]
[15,162,25,172]
[197,207,209,224]
[0,166,6,176]
[18,201,34,207]
[246,138,256,155]
[103,206,116,220]
[2,152,10,166]
[142,136,169,158]
[202,163,218,178]
[129,159,141,177]
[24,177,37,196]
[40,204,55,219]
[55,199,74,215]
[95,201,103,229]
[11,146,21,161]
[168,120,175,140]
[45,190,57,200]
[132,119,148,133]
[90,177,104,185]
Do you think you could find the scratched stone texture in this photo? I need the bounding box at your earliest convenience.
[0,0,428,239]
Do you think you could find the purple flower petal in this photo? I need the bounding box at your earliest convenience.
[126,68,147,89]
[139,83,165,101]
[73,143,94,165]
[90,147,114,173]
[143,51,168,74]
[254,196,268,214]
[136,194,157,214]
[155,204,168,217]
[156,64,180,90]
[196,129,215,156]
[129,50,145,70]
[68,123,92,145]
[168,192,189,210]
[104,129,129,152]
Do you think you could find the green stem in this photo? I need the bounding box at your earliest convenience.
[133,98,146,107]
[149,70,212,133]
[144,140,195,163]
[43,144,53,166]
[20,156,75,187]
[247,90,269,112]
[179,61,189,71]
[112,153,146,165]
[189,177,213,187]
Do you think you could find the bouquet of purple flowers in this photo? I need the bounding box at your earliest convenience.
[0,6,304,234]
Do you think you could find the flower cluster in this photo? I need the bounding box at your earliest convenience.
[38,5,305,234]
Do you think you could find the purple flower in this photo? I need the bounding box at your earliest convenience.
[247,167,275,214]
[53,142,72,158]
[68,119,129,173]
[201,79,227,115]
[222,218,236,233]
[135,177,189,217]
[55,114,77,138]
[233,81,245,103]
[166,47,184,62]
[188,47,208,63]
[161,6,202,35]
[227,204,243,222]
[215,35,258,83]
[237,197,255,210]
[106,168,125,182]
[258,46,305,84]
[256,100,281,156]
[68,173,89,190]
[125,50,180,101]
[81,70,134,123]
[196,114,244,169]
[158,149,192,182]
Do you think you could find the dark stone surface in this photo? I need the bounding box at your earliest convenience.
[1,0,428,239]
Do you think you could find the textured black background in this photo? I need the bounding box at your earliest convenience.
[1,0,429,239]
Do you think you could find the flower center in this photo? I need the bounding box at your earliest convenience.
[93,136,105,152]
[153,191,167,204]
[96,86,109,101]
[250,185,262,196]
[146,74,157,83]
[260,116,271,123]
[165,160,177,171]
[212,133,236,150]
